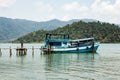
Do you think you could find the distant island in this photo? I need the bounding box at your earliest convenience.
[13,21,120,43]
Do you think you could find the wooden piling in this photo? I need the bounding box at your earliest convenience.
[24,48,27,55]
[9,47,12,56]
[92,41,95,53]
[32,46,34,55]
[0,48,2,56]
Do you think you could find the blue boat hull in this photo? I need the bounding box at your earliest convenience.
[43,45,99,53]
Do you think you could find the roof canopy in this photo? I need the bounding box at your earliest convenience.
[70,38,94,42]
[45,33,69,40]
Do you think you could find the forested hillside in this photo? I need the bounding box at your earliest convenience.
[13,21,120,43]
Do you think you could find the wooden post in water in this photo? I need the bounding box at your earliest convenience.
[9,46,12,56]
[92,41,94,53]
[0,48,2,56]
[46,41,52,54]
[23,48,27,55]
[32,46,34,55]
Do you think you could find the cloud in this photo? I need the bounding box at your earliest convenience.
[62,1,88,12]
[110,0,120,14]
[90,0,120,23]
[91,0,118,14]
[0,0,16,8]
[61,0,120,23]
[35,1,53,12]
[61,15,70,21]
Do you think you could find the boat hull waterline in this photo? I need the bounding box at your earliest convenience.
[43,44,99,53]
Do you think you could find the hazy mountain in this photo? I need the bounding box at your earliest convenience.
[0,17,96,42]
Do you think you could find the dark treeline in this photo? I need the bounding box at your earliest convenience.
[13,21,120,43]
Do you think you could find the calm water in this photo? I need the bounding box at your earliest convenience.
[0,43,120,80]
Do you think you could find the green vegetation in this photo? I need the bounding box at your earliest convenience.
[13,21,120,43]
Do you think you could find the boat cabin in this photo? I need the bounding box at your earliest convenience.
[44,33,70,48]
[69,38,95,47]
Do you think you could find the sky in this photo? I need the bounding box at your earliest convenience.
[0,0,119,24]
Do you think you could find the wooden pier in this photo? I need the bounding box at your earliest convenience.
[16,42,27,56]
[0,43,44,58]
[16,48,27,55]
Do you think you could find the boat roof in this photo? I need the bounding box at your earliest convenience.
[45,33,69,40]
[46,38,69,42]
[70,37,94,42]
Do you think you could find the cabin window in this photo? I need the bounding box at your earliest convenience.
[63,42,67,45]
[50,42,61,46]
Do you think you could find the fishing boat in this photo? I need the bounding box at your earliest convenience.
[42,33,99,53]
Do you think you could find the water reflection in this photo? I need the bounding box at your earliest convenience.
[43,53,99,80]
[16,53,27,64]
[20,56,26,64]
[44,53,99,66]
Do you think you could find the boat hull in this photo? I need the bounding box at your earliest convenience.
[43,45,99,53]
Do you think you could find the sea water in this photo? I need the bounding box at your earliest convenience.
[0,43,120,80]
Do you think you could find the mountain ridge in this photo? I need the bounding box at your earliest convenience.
[0,17,97,42]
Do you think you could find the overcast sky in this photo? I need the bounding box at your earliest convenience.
[0,0,119,24]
